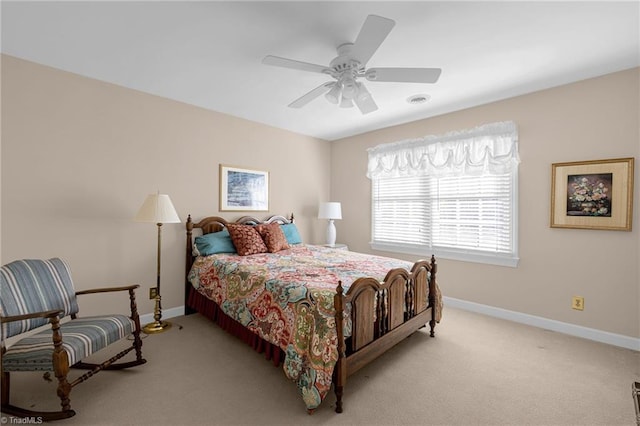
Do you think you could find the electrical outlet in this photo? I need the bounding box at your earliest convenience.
[149,287,158,299]
[572,296,584,311]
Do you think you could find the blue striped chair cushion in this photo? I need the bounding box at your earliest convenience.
[1,258,79,338]
[2,315,134,371]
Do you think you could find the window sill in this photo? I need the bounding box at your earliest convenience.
[370,242,519,268]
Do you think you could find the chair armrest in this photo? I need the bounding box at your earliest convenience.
[73,285,142,328]
[75,284,140,296]
[1,309,63,324]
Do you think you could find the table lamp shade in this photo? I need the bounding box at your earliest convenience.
[318,202,342,220]
[135,193,181,224]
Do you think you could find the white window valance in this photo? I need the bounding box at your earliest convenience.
[367,121,519,179]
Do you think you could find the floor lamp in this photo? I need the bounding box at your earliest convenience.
[135,192,181,334]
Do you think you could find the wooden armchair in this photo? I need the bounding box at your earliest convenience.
[1,258,146,420]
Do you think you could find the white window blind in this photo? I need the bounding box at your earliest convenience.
[368,122,519,267]
[372,175,433,246]
[431,174,513,254]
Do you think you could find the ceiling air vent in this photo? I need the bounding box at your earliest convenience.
[407,94,431,104]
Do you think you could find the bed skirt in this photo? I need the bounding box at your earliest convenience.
[186,286,284,366]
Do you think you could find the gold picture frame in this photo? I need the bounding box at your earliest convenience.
[550,157,634,231]
[219,164,269,212]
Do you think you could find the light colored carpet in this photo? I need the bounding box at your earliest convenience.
[2,307,638,425]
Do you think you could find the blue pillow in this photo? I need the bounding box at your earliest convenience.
[195,229,236,255]
[280,223,302,245]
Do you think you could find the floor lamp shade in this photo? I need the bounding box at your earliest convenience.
[134,193,181,224]
[135,193,180,334]
[318,202,342,246]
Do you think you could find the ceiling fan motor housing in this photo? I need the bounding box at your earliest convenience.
[330,43,364,75]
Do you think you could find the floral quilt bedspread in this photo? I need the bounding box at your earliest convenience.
[187,244,415,410]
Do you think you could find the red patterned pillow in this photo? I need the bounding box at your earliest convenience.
[227,224,268,256]
[256,222,290,253]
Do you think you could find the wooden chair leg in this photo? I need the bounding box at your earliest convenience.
[54,374,72,414]
[2,370,10,406]
[129,287,145,363]
[1,370,76,421]
[52,315,72,413]
[133,327,144,363]
[2,318,76,421]
[633,382,640,426]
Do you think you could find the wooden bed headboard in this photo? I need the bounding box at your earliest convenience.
[186,213,294,243]
[184,213,294,311]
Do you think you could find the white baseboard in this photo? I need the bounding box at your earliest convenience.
[139,305,185,326]
[444,296,640,351]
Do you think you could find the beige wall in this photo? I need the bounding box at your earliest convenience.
[1,55,330,317]
[2,54,638,340]
[331,68,639,338]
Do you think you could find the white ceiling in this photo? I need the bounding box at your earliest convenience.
[2,1,639,141]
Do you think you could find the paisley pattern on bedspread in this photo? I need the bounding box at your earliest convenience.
[188,244,417,410]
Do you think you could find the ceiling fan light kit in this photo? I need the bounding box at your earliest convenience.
[325,83,341,104]
[262,14,442,115]
[339,96,353,109]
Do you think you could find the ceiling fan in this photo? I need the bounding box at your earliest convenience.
[262,14,442,115]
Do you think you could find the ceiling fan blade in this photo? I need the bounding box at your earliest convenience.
[288,82,335,108]
[262,55,331,75]
[351,15,395,66]
[365,67,442,84]
[353,83,378,114]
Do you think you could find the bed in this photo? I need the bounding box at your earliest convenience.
[184,214,440,413]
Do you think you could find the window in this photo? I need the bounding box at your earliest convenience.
[368,122,519,267]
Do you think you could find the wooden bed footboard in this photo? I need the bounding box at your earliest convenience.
[333,256,437,413]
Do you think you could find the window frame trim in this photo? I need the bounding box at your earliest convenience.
[370,160,520,268]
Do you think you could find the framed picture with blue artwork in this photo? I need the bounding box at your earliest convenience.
[219,164,269,212]
[550,157,634,231]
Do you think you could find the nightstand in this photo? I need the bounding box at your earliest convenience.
[323,243,348,251]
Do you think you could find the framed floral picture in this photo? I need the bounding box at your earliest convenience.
[550,158,634,231]
[219,164,269,212]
